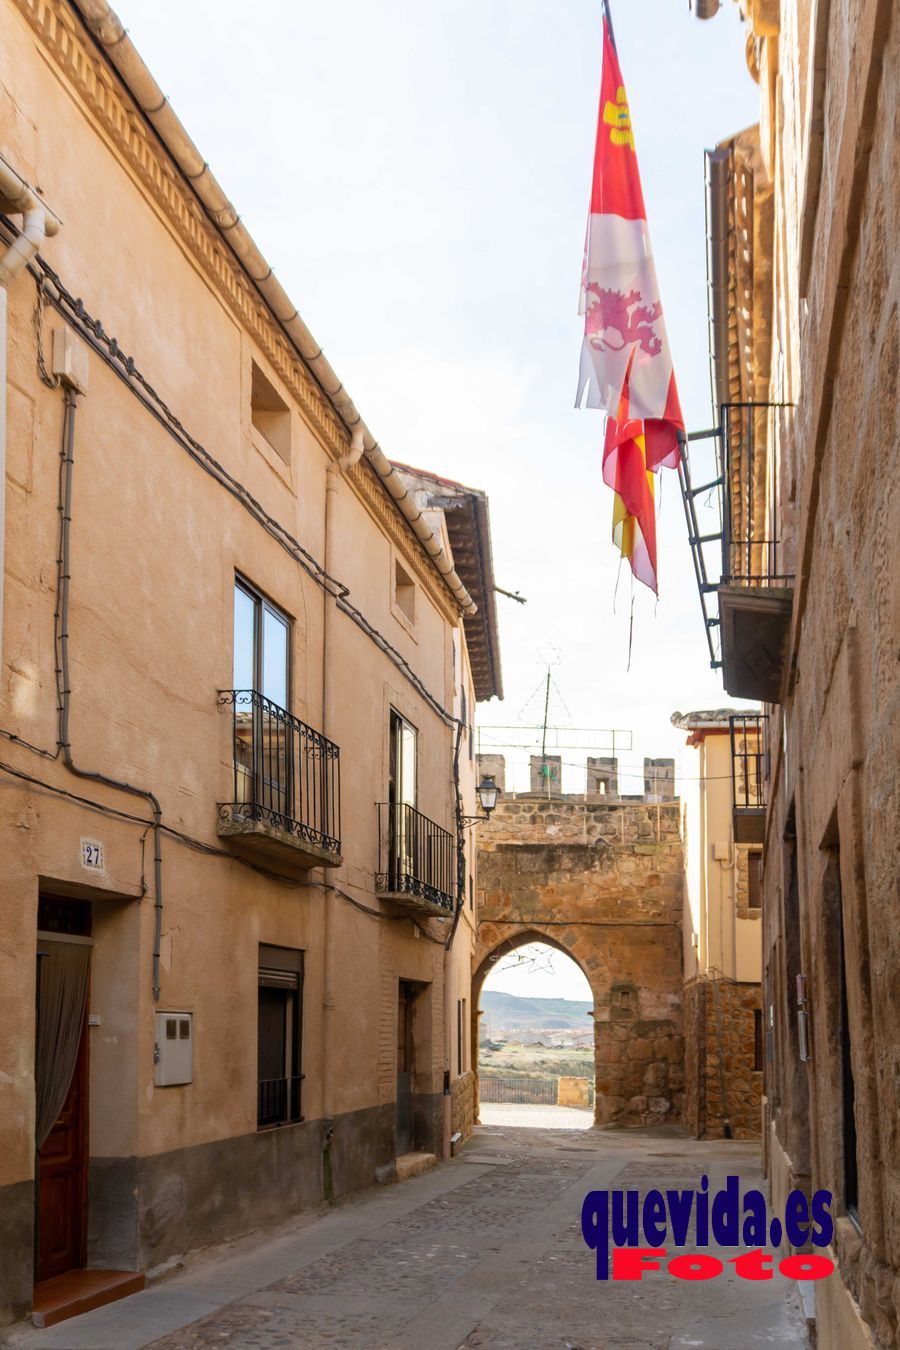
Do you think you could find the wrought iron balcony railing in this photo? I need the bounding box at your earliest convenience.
[376,802,455,915]
[720,404,793,588]
[219,689,341,859]
[730,712,767,843]
[680,404,795,699]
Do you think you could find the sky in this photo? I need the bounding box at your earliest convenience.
[482,943,593,1003]
[111,1,759,997]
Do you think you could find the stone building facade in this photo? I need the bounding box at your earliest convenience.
[474,759,685,1129]
[673,711,764,1141]
[0,0,500,1326]
[693,3,897,1346]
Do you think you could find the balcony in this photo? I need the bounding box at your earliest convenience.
[730,713,767,844]
[375,802,455,917]
[718,405,793,703]
[218,690,342,873]
[680,404,793,699]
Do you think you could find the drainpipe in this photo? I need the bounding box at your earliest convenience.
[706,146,732,416]
[319,429,364,1160]
[0,155,62,673]
[73,0,477,619]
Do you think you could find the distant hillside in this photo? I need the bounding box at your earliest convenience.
[479,990,592,1035]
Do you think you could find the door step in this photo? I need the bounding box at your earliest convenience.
[395,1151,437,1182]
[32,1269,146,1328]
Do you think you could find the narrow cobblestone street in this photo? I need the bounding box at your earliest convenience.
[8,1122,810,1350]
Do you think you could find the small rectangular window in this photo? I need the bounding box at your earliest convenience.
[251,360,291,461]
[753,1008,763,1071]
[394,558,416,625]
[747,852,763,909]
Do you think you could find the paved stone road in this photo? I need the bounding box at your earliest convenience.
[9,1123,811,1350]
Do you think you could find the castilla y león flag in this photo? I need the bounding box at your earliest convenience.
[576,0,683,594]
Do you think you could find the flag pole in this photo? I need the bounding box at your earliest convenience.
[602,0,617,50]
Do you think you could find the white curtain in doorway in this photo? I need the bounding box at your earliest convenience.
[36,941,90,1148]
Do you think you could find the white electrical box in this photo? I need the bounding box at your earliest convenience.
[51,326,90,394]
[712,842,730,861]
[154,1011,193,1086]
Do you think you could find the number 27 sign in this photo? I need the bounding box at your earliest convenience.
[80,838,105,872]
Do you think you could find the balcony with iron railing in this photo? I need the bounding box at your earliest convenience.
[375,802,455,917]
[680,403,794,703]
[217,689,342,873]
[730,712,767,844]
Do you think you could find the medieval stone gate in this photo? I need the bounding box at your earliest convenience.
[473,758,685,1128]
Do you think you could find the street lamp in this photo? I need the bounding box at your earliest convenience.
[477,773,499,817]
[460,774,500,828]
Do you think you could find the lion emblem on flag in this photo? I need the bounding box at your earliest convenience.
[584,284,662,358]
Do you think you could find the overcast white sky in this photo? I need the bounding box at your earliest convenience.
[113,1,758,997]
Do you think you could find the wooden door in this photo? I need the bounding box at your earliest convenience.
[37,1022,88,1282]
[396,982,414,1155]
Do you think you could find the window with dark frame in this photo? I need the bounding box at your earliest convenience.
[233,578,293,818]
[457,998,466,1076]
[257,945,303,1129]
[753,1008,763,1071]
[233,577,290,710]
[747,852,763,909]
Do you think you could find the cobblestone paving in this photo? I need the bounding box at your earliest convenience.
[14,1122,811,1350]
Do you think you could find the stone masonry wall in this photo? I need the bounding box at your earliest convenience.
[475,794,685,1129]
[451,1070,475,1142]
[684,978,762,1141]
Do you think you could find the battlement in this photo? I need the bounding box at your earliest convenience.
[476,753,677,804]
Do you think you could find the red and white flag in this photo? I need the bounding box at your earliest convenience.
[577,1,683,592]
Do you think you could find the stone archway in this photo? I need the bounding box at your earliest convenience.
[472,925,604,1125]
[475,790,685,1128]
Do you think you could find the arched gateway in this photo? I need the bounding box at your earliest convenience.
[474,762,685,1128]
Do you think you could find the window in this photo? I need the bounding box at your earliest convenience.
[233,577,290,708]
[250,360,291,461]
[389,710,417,809]
[393,558,416,625]
[747,852,763,909]
[457,998,467,1075]
[233,580,292,813]
[753,1008,763,1072]
[468,874,474,912]
[388,710,418,888]
[258,945,303,1128]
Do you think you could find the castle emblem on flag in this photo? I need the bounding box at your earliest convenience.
[603,88,634,149]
